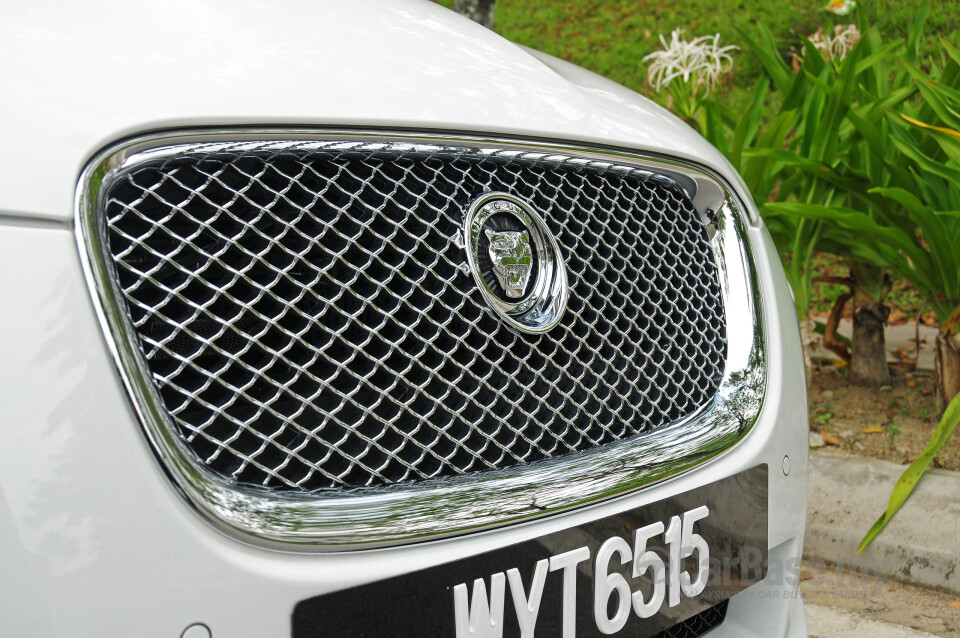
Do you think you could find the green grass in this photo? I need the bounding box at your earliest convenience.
[433,1,960,114]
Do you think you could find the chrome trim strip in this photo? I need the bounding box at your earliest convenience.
[75,129,764,551]
[0,212,71,230]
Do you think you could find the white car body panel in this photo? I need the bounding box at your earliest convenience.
[0,0,750,224]
[0,1,807,636]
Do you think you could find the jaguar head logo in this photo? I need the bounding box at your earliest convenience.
[485,229,532,299]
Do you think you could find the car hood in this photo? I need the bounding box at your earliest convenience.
[0,0,743,222]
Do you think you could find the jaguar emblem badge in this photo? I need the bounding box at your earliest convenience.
[484,229,532,298]
[463,193,568,334]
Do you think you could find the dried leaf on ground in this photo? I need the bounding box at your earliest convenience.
[888,345,918,373]
[821,431,840,445]
[890,347,911,359]
[889,360,918,372]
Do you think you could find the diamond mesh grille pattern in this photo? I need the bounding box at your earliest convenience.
[654,600,728,638]
[102,141,726,491]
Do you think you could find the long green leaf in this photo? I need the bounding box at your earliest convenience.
[846,108,916,187]
[888,135,960,191]
[879,86,919,111]
[899,113,960,165]
[869,186,959,299]
[905,61,960,131]
[896,3,929,84]
[764,201,935,282]
[911,78,960,109]
[742,110,796,201]
[736,24,793,95]
[818,39,863,162]
[859,389,960,552]
[799,78,826,160]
[743,148,874,197]
[942,38,960,69]
[730,77,769,170]
[855,40,903,75]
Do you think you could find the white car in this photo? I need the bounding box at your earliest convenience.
[0,1,808,637]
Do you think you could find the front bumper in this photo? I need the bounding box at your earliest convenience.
[0,213,806,636]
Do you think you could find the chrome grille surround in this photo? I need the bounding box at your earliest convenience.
[77,130,766,550]
[97,139,726,492]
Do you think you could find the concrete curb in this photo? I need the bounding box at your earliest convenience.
[804,451,960,594]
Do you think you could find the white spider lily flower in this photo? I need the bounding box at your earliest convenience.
[807,24,860,62]
[643,29,738,96]
[830,24,860,60]
[808,28,831,59]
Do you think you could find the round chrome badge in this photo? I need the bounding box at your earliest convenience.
[464,192,568,333]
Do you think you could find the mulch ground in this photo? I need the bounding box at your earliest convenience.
[808,364,960,471]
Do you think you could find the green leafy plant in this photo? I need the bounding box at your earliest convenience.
[747,16,960,548]
[768,36,960,405]
[749,12,932,384]
[887,423,901,450]
[697,8,960,549]
[674,18,909,379]
[735,22,876,371]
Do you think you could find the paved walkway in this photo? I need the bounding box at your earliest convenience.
[801,555,960,637]
[807,604,945,638]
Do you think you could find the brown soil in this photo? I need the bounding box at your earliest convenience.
[808,366,960,471]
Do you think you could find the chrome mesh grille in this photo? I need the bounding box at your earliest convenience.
[656,600,728,638]
[102,140,726,491]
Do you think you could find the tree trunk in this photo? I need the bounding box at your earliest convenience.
[454,0,495,28]
[935,331,960,412]
[850,297,891,385]
[849,263,891,386]
[822,291,851,363]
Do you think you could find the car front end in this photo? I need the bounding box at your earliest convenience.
[0,2,808,636]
